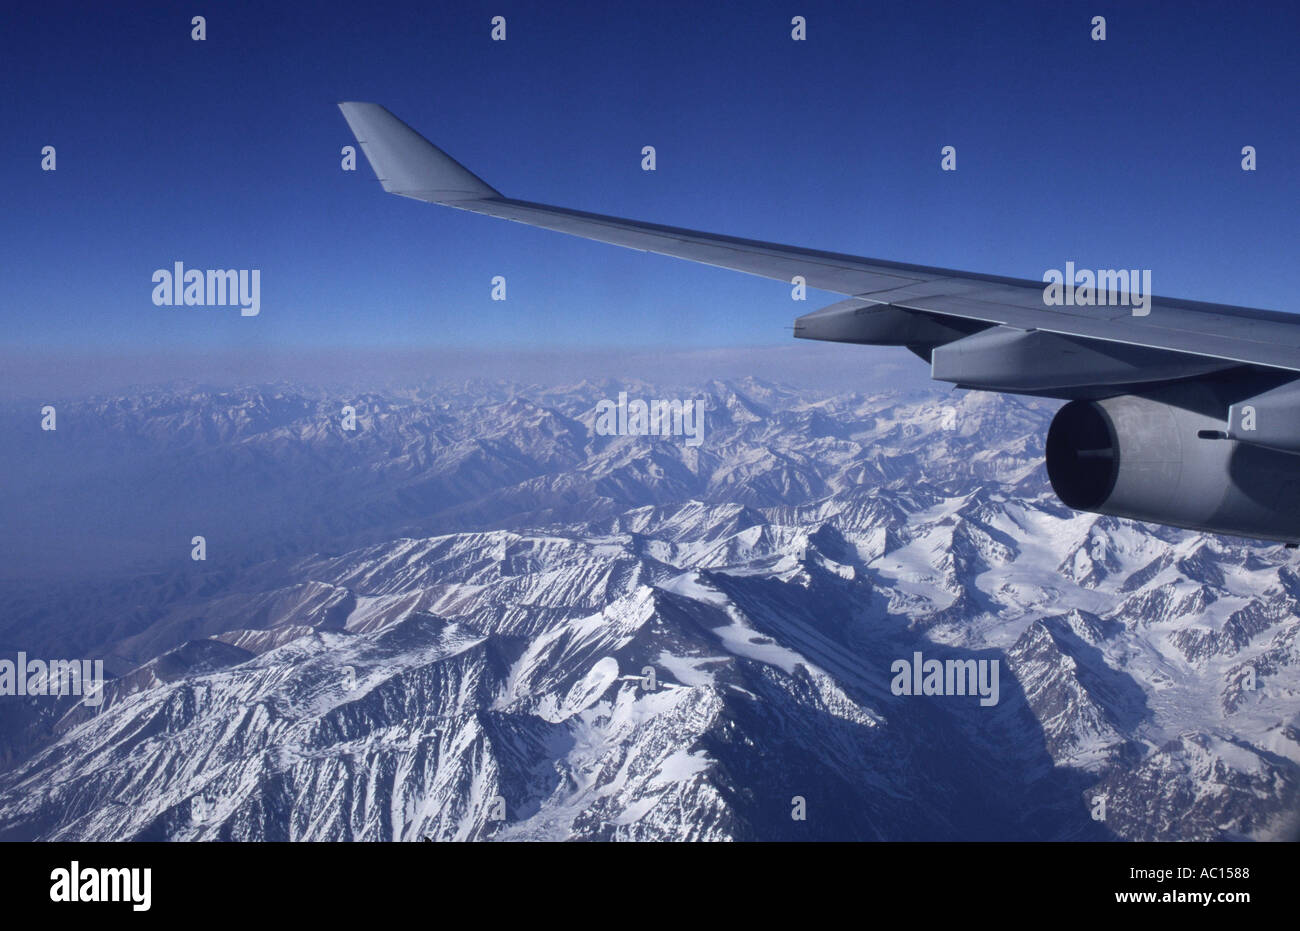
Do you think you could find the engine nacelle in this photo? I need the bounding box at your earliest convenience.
[1045,382,1300,542]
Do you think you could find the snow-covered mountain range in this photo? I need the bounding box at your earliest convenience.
[0,378,1296,840]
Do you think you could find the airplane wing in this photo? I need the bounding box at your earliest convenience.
[338,102,1300,384]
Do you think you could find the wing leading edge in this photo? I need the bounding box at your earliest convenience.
[338,102,1300,378]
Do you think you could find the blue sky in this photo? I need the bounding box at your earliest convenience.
[2,0,1297,357]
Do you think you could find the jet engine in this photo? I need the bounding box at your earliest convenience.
[1045,380,1300,542]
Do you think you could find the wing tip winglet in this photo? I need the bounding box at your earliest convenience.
[337,101,501,203]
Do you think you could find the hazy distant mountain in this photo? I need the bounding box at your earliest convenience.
[0,380,1296,840]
